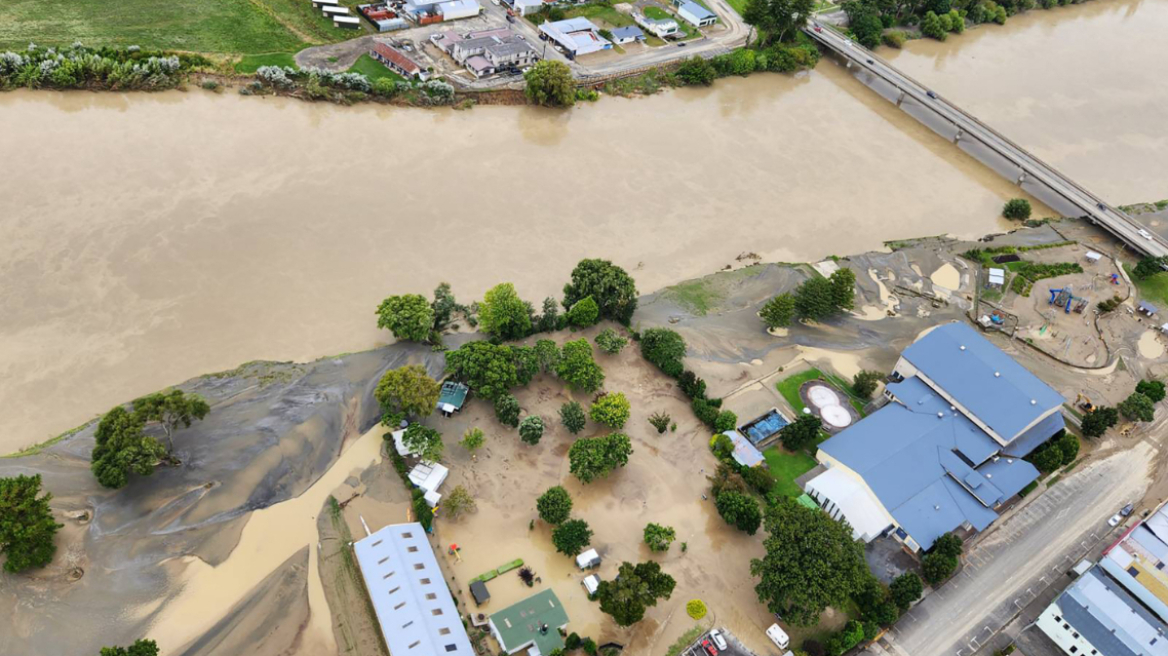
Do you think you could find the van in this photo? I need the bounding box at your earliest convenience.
[767,624,790,650]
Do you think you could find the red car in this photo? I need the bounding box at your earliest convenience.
[701,639,719,656]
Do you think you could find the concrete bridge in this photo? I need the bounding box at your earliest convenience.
[805,24,1168,259]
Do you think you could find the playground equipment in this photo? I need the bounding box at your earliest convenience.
[1049,285,1089,314]
[1110,273,1121,285]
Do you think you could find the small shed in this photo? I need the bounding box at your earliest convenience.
[333,15,362,28]
[582,574,600,595]
[725,430,765,468]
[1160,323,1168,335]
[424,489,442,508]
[987,268,1005,288]
[470,580,491,606]
[1084,251,1103,263]
[575,548,600,570]
[409,461,449,493]
[322,5,351,16]
[1139,301,1158,317]
[438,381,470,416]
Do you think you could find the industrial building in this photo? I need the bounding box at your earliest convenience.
[488,589,570,655]
[433,28,539,78]
[538,18,612,58]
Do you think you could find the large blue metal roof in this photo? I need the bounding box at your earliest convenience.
[901,323,1065,442]
[1057,567,1168,656]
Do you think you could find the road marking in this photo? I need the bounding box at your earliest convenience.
[1057,508,1071,519]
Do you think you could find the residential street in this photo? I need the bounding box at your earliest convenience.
[864,440,1157,656]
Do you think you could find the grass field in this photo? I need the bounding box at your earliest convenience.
[724,0,749,14]
[347,54,406,82]
[763,446,818,498]
[0,0,366,55]
[775,368,824,412]
[564,4,636,28]
[1126,264,1168,309]
[235,52,298,73]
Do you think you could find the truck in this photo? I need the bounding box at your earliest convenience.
[767,624,790,651]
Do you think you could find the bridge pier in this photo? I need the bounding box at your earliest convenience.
[1017,170,1028,186]
[954,128,964,143]
[896,89,905,107]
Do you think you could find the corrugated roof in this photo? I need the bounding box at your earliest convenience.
[489,589,569,653]
[372,42,421,75]
[725,430,765,468]
[1002,411,1066,458]
[1058,566,1168,656]
[611,26,644,39]
[901,323,1065,442]
[678,0,715,19]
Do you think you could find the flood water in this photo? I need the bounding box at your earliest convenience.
[0,0,1162,452]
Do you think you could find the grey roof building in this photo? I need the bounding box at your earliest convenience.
[806,323,1064,551]
[1038,566,1168,656]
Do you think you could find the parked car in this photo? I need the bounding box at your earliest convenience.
[700,639,718,656]
[766,624,790,650]
[1109,512,1123,527]
[709,629,728,651]
[677,42,687,47]
[1122,503,1135,517]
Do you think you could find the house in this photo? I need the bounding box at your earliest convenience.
[489,589,570,655]
[609,26,645,45]
[371,41,429,80]
[676,0,717,27]
[408,460,449,506]
[724,430,765,468]
[434,29,539,77]
[512,0,543,16]
[804,322,1065,552]
[539,18,612,58]
[470,579,491,606]
[634,12,679,38]
[439,0,481,20]
[1037,503,1168,656]
[354,523,474,656]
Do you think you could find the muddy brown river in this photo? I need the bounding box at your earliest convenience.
[1,0,1165,453]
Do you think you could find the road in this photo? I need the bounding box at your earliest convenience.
[864,441,1155,656]
[804,24,1168,259]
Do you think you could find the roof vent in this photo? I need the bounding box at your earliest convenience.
[937,412,944,418]
[986,473,993,479]
[1031,399,1037,405]
[992,456,1000,462]
[960,345,966,351]
[934,505,941,511]
[1007,459,1013,464]
[950,405,956,411]
[994,372,1001,377]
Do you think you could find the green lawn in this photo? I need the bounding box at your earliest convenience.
[764,446,818,498]
[564,4,636,28]
[348,53,406,82]
[0,0,367,54]
[1127,265,1168,309]
[775,368,825,413]
[725,0,749,14]
[235,52,298,73]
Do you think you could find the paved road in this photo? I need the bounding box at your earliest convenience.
[864,442,1155,656]
[804,24,1168,259]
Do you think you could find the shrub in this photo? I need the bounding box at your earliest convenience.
[567,296,600,328]
[595,328,628,354]
[920,11,948,40]
[714,410,737,433]
[741,465,775,495]
[537,486,573,524]
[922,552,957,584]
[709,463,748,497]
[648,411,671,434]
[643,523,676,552]
[882,30,908,48]
[1132,256,1168,280]
[890,572,923,610]
[519,415,545,445]
[677,370,707,400]
[686,599,707,620]
[495,394,521,428]
[1120,392,1156,422]
[1137,380,1166,403]
[413,488,433,531]
[711,433,734,460]
[715,490,761,535]
[692,398,720,427]
[674,56,717,86]
[461,427,485,452]
[1003,198,1032,220]
[640,328,687,375]
[590,392,631,429]
[421,79,454,105]
[560,401,587,434]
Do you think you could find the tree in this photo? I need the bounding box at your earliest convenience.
[1120,392,1156,422]
[480,282,532,340]
[431,282,461,332]
[569,433,633,483]
[445,341,518,401]
[1027,440,1064,473]
[741,465,775,495]
[643,523,677,552]
[1080,406,1119,438]
[751,498,869,626]
[890,572,923,610]
[852,370,884,398]
[131,389,210,453]
[533,339,562,373]
[552,518,593,555]
[595,328,628,354]
[536,297,561,333]
[639,328,687,375]
[376,294,434,342]
[403,423,444,462]
[0,474,62,573]
[711,433,735,460]
[715,490,762,535]
[920,10,947,40]
[537,486,573,525]
[100,640,160,656]
[461,427,485,453]
[556,339,605,393]
[560,401,587,434]
[597,561,676,626]
[1137,379,1166,403]
[922,552,957,584]
[687,599,708,620]
[648,411,671,434]
[91,405,167,489]
[829,268,856,312]
[709,463,749,498]
[519,415,545,445]
[1002,198,1032,220]
[524,60,575,107]
[443,485,476,519]
[794,276,838,322]
[495,394,521,428]
[851,11,884,49]
[374,365,440,425]
[760,293,796,329]
[743,0,815,45]
[932,532,963,558]
[678,370,707,399]
[590,392,631,429]
[563,259,639,325]
[675,56,717,85]
[780,414,822,452]
[693,398,720,427]
[566,296,600,328]
[714,410,738,433]
[1132,256,1168,281]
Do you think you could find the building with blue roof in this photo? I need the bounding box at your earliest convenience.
[1038,566,1168,656]
[805,322,1064,552]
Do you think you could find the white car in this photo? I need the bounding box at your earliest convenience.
[1109,513,1123,527]
[1138,229,1154,241]
[709,629,727,651]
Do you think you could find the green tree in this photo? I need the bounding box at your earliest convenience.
[403,423,444,462]
[932,532,963,558]
[533,339,562,373]
[131,389,211,453]
[851,11,884,48]
[741,465,775,495]
[890,572,923,610]
[1027,440,1064,473]
[596,561,677,626]
[1120,392,1156,422]
[1137,379,1166,403]
[537,486,573,525]
[1057,431,1080,466]
[480,282,532,340]
[461,427,485,453]
[709,463,749,498]
[91,406,167,489]
[751,497,869,626]
[829,268,856,312]
[519,415,545,445]
[537,296,561,332]
[560,401,588,434]
[374,365,440,425]
[760,293,796,329]
[590,392,631,429]
[639,328,687,376]
[524,60,575,107]
[648,411,671,434]
[552,518,593,555]
[1002,198,1032,220]
[714,410,738,433]
[920,10,947,40]
[430,282,461,332]
[562,259,639,325]
[445,341,519,401]
[922,552,957,584]
[794,276,838,322]
[0,474,62,573]
[512,345,542,387]
[569,433,633,483]
[711,432,735,460]
[743,0,816,45]
[715,490,762,535]
[556,339,605,393]
[1080,406,1119,438]
[675,56,717,85]
[495,394,521,428]
[1132,256,1168,280]
[643,523,677,552]
[566,296,600,328]
[376,294,434,342]
[443,485,477,519]
[595,328,628,354]
[852,370,884,398]
[780,414,823,451]
[100,640,160,656]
